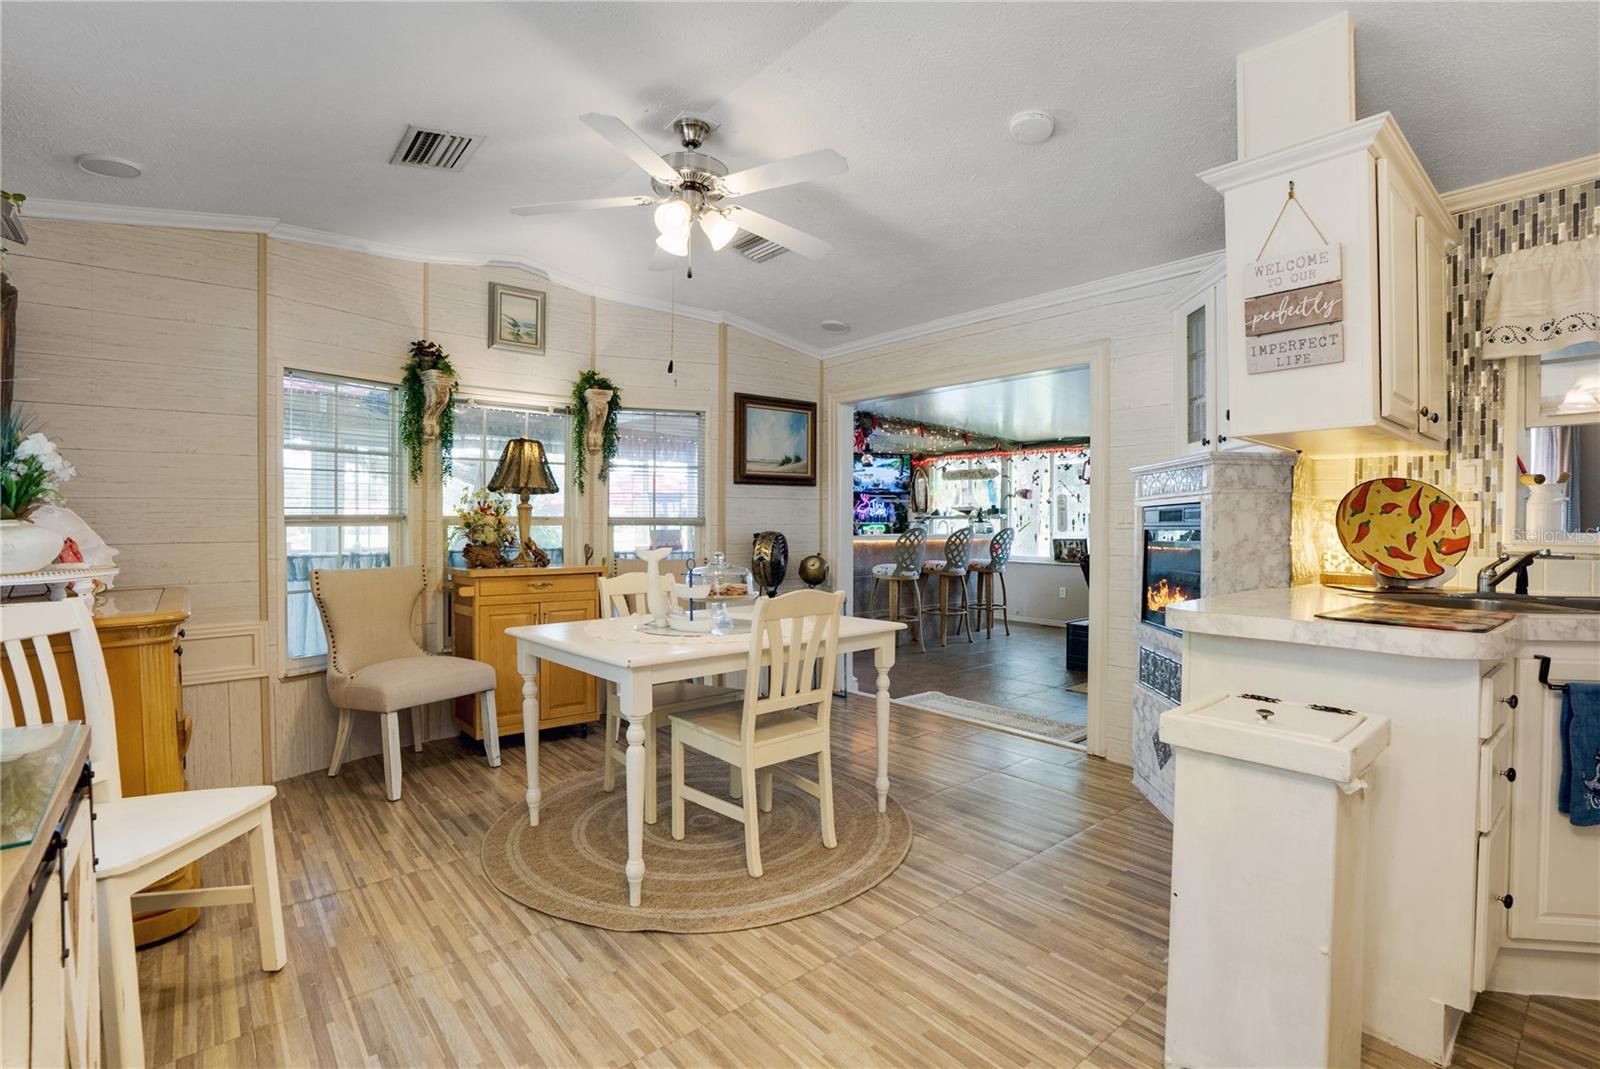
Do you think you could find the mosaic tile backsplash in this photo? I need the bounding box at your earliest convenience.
[1292,178,1599,582]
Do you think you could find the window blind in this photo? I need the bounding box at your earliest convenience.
[447,402,569,517]
[282,371,404,518]
[608,410,706,523]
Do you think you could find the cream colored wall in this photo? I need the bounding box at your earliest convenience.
[821,273,1199,766]
[6,219,819,785]
[724,325,822,578]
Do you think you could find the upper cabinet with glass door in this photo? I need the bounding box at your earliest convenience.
[1200,114,1450,457]
[1172,257,1233,455]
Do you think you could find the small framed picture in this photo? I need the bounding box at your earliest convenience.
[734,393,818,486]
[488,283,545,353]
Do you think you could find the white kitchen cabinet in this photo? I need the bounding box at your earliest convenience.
[1200,113,1451,457]
[1507,653,1600,947]
[1171,257,1230,455]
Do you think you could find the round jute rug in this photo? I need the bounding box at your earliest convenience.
[481,758,911,933]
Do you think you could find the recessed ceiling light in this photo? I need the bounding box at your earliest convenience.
[76,155,143,179]
[820,320,850,334]
[1008,110,1055,145]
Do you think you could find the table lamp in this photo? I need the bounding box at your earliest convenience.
[488,438,558,567]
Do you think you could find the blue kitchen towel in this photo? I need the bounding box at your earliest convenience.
[1559,682,1600,827]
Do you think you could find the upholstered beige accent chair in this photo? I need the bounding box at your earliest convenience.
[312,565,499,801]
[597,570,738,823]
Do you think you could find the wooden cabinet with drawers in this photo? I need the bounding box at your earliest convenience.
[447,566,602,737]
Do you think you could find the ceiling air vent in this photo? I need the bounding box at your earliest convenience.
[731,231,788,263]
[389,125,482,171]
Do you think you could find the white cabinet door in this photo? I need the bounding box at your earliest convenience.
[1377,158,1422,432]
[1507,655,1600,945]
[1174,292,1217,456]
[1416,217,1448,444]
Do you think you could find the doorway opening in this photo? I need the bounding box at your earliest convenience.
[845,367,1092,747]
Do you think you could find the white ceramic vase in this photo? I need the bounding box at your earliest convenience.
[0,518,65,574]
[637,545,672,625]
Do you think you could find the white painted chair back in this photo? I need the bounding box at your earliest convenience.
[599,571,674,618]
[1,597,123,801]
[740,589,845,745]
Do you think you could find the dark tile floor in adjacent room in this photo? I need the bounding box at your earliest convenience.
[849,619,1088,728]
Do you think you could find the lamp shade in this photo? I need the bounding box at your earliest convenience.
[488,438,558,495]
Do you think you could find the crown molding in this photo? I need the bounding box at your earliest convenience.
[818,250,1221,361]
[23,197,279,233]
[21,197,826,358]
[1440,154,1600,215]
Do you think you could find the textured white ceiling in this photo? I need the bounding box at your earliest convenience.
[860,366,1092,444]
[3,3,1594,352]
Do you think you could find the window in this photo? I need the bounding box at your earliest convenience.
[282,371,405,663]
[608,409,706,560]
[446,404,571,566]
[1007,448,1090,559]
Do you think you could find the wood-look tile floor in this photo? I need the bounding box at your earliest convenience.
[141,697,1598,1069]
[849,620,1089,728]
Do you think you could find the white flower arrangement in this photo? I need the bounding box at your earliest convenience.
[2,414,77,520]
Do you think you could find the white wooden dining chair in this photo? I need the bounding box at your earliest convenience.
[670,589,846,877]
[311,565,499,801]
[597,571,737,822]
[1,598,286,1069]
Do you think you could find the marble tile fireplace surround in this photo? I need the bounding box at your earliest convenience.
[1130,450,1296,819]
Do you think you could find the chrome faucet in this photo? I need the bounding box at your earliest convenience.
[1477,546,1575,594]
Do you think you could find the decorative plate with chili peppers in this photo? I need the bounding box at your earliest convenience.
[1335,478,1472,581]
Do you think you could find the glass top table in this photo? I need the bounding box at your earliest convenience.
[1,723,87,851]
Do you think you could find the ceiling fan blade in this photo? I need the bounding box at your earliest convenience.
[510,195,657,217]
[579,113,682,185]
[719,149,848,197]
[723,205,832,259]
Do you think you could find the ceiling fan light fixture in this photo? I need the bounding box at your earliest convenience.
[654,198,692,236]
[698,210,738,251]
[655,230,689,257]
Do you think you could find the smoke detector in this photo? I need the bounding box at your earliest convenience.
[820,320,851,334]
[1008,111,1056,145]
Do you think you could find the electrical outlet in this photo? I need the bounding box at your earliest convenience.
[1058,586,1067,598]
[1457,459,1484,491]
[1460,500,1482,535]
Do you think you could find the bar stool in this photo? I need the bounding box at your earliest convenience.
[968,527,1014,638]
[868,528,926,651]
[921,527,973,647]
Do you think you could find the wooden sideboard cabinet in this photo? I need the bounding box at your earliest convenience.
[2,586,198,947]
[447,566,602,737]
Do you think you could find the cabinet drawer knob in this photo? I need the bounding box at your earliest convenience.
[1420,406,1430,417]
[1498,766,1516,782]
[1495,893,1513,910]
[1430,412,1440,424]
[528,582,553,589]
[1500,694,1518,710]
[1201,437,1211,446]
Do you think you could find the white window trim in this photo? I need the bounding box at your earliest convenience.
[606,406,708,560]
[444,396,577,568]
[278,368,411,678]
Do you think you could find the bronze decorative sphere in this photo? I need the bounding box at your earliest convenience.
[798,553,829,588]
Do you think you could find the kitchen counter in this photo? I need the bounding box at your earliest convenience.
[1165,584,1600,660]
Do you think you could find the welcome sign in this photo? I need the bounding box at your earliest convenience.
[1243,242,1345,375]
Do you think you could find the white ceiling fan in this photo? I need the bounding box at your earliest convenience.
[511,114,846,272]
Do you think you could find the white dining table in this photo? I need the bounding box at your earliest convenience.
[506,609,904,906]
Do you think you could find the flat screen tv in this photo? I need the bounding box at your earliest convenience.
[853,453,911,494]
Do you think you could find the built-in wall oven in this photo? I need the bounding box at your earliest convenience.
[1142,502,1202,633]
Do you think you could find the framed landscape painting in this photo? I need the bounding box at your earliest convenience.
[734,393,817,486]
[488,283,545,353]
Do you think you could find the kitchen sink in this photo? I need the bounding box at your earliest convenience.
[1357,591,1600,614]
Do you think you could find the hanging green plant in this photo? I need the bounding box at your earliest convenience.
[400,339,458,482]
[570,369,621,494]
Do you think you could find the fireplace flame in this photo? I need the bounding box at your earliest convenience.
[1145,579,1191,613]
